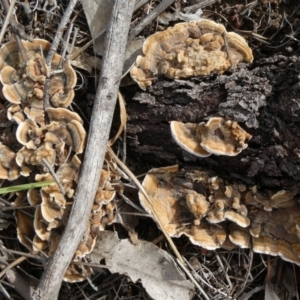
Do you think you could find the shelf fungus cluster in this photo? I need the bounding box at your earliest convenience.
[0,39,120,282]
[130,19,253,90]
[171,117,252,157]
[139,166,300,265]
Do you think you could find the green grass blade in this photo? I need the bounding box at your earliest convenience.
[0,181,55,194]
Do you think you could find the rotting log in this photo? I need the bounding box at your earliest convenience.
[32,0,136,299]
[123,55,300,192]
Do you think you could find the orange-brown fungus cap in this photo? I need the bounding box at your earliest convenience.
[130,19,253,90]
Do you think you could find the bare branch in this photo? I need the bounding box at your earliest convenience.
[31,0,136,299]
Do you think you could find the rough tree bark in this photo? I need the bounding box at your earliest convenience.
[123,54,300,194]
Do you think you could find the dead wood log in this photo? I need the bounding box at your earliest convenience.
[123,55,300,193]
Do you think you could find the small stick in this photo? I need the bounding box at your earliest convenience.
[0,0,29,62]
[0,256,27,279]
[43,0,78,110]
[177,258,210,300]
[134,0,150,11]
[45,0,78,66]
[183,0,218,13]
[32,1,136,299]
[0,0,33,42]
[42,158,66,196]
[0,0,16,43]
[128,0,175,41]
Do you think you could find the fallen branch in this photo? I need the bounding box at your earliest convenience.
[31,0,136,299]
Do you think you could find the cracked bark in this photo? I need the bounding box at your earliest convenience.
[124,55,300,193]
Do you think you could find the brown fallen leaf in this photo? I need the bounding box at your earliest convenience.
[88,230,194,300]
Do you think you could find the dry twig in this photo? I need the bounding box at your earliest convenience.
[0,0,16,43]
[43,0,78,110]
[32,1,136,299]
[128,0,175,41]
[183,0,219,13]
[0,0,33,42]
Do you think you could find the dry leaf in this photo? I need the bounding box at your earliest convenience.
[88,231,194,300]
[81,0,115,55]
[265,280,281,300]
[67,46,102,74]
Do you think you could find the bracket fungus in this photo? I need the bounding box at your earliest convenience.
[138,165,300,264]
[0,39,76,109]
[0,39,124,283]
[0,143,22,180]
[171,117,251,157]
[130,19,253,90]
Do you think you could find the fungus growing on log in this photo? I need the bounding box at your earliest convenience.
[130,19,253,90]
[138,165,300,265]
[171,117,251,157]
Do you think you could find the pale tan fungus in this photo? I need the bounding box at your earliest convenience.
[29,142,56,167]
[46,107,83,124]
[54,156,81,194]
[130,19,253,90]
[33,234,48,251]
[228,225,251,248]
[196,117,252,156]
[27,188,42,205]
[208,176,222,191]
[16,119,43,149]
[186,191,210,221]
[46,120,86,154]
[171,118,251,157]
[48,60,76,108]
[139,166,189,236]
[63,264,92,283]
[67,120,86,154]
[0,67,27,104]
[34,172,53,182]
[47,219,62,231]
[94,189,116,205]
[182,223,227,250]
[224,210,250,228]
[75,227,96,259]
[7,104,25,124]
[0,39,76,108]
[0,142,21,180]
[23,107,44,126]
[270,190,296,208]
[40,190,65,223]
[244,188,261,206]
[98,169,111,189]
[237,204,248,216]
[137,166,300,265]
[252,236,300,265]
[170,121,210,157]
[249,222,262,238]
[34,206,51,241]
[25,53,47,83]
[206,209,225,223]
